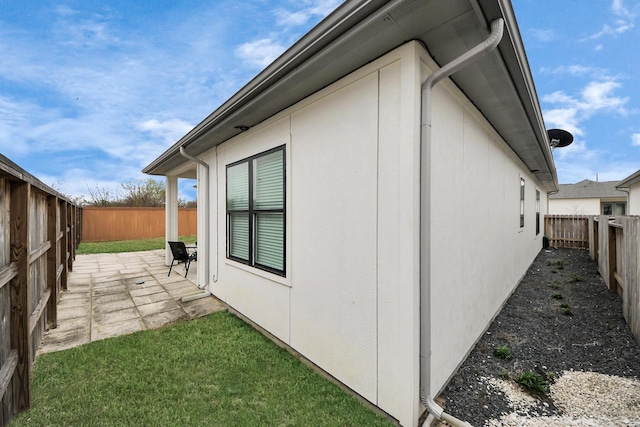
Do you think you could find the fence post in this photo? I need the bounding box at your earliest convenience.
[60,202,68,291]
[623,217,640,344]
[593,217,599,262]
[9,181,31,412]
[608,222,617,294]
[66,203,72,273]
[46,196,58,329]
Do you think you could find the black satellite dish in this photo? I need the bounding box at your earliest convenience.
[547,129,573,149]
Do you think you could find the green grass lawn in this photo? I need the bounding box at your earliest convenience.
[77,235,197,254]
[11,312,394,427]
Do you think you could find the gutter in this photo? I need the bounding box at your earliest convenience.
[419,17,504,426]
[179,146,211,290]
[143,0,384,174]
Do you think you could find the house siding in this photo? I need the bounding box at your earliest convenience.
[629,182,640,214]
[199,44,421,426]
[422,49,548,396]
[549,197,602,215]
[193,41,548,427]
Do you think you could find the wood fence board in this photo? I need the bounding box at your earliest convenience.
[9,181,31,412]
[0,179,7,268]
[47,196,58,327]
[1,156,81,426]
[544,215,590,249]
[60,201,68,291]
[0,264,17,292]
[0,350,17,403]
[0,286,11,425]
[81,207,197,242]
[623,217,640,343]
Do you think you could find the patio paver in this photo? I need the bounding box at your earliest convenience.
[39,249,226,354]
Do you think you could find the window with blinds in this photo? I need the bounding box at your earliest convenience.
[520,178,525,228]
[226,146,285,276]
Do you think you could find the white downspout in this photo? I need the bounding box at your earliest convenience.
[419,18,504,427]
[179,146,211,290]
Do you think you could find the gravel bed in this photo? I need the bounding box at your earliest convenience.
[435,248,640,426]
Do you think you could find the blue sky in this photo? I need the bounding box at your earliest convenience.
[0,0,639,203]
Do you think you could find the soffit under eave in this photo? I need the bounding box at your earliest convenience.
[144,0,557,190]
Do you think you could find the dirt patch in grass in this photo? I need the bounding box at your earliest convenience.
[436,248,640,426]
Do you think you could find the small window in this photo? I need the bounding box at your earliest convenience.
[602,202,626,216]
[520,178,525,228]
[536,190,540,235]
[226,146,285,276]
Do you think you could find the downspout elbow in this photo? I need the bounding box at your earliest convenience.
[422,18,503,93]
[180,146,208,169]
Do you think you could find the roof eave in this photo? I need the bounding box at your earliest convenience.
[142,0,386,175]
[617,169,640,188]
[144,0,557,192]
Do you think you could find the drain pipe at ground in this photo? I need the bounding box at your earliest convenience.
[419,17,504,427]
[179,146,210,292]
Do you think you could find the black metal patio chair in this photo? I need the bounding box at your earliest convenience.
[167,241,197,277]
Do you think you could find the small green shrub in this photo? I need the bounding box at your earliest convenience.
[570,274,583,282]
[563,308,574,316]
[559,303,570,309]
[493,345,512,360]
[515,370,548,394]
[547,259,565,270]
[552,293,563,300]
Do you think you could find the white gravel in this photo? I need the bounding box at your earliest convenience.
[483,370,640,427]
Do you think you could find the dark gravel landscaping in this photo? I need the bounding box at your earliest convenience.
[436,247,640,426]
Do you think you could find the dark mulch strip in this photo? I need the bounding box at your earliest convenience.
[437,247,640,426]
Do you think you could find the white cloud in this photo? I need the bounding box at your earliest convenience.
[581,80,628,113]
[540,64,610,78]
[613,0,630,15]
[632,133,640,146]
[542,79,628,162]
[275,10,310,26]
[275,0,342,27]
[139,119,193,144]
[543,107,582,138]
[530,28,556,42]
[235,38,286,68]
[585,0,635,40]
[54,5,77,17]
[543,79,628,127]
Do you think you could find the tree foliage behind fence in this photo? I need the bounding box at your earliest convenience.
[82,207,196,242]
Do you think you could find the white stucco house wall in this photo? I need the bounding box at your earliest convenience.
[617,170,640,215]
[549,179,627,215]
[143,1,558,425]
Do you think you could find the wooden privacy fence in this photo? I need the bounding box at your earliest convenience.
[592,215,640,345]
[82,207,196,242]
[544,215,590,249]
[0,155,81,426]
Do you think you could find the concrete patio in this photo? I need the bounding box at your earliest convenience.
[39,249,226,354]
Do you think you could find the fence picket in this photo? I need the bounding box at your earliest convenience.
[544,215,589,249]
[82,207,196,242]
[1,155,81,426]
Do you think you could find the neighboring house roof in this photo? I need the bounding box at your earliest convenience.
[549,180,627,200]
[143,0,557,190]
[617,169,640,188]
